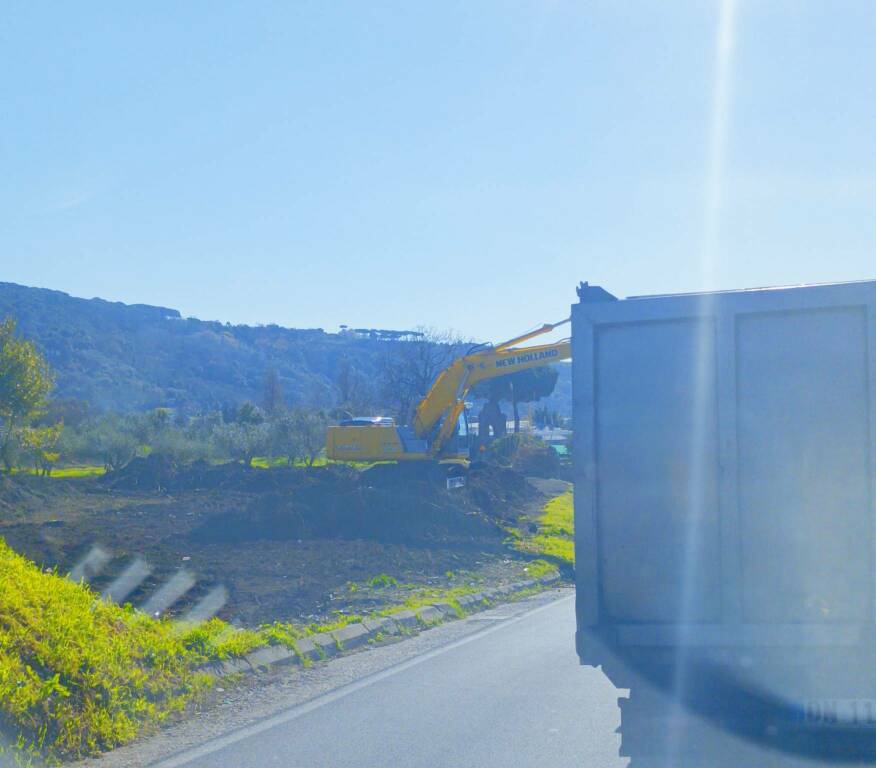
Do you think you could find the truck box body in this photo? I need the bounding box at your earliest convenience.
[572,280,876,707]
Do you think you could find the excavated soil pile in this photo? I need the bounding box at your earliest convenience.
[100,457,541,549]
[465,461,538,521]
[0,476,33,516]
[187,461,532,548]
[511,443,562,479]
[0,475,87,519]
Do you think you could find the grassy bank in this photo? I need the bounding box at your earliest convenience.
[10,465,105,478]
[10,456,377,478]
[217,558,561,657]
[0,536,332,763]
[516,489,574,566]
[0,540,221,764]
[375,559,559,618]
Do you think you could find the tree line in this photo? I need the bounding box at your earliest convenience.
[55,401,328,472]
[0,317,329,474]
[0,316,563,475]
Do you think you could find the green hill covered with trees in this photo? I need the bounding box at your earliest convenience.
[0,281,391,414]
[0,281,571,422]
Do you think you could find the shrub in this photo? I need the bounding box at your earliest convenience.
[481,433,560,478]
[368,573,399,589]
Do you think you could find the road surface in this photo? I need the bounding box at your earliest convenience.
[144,590,627,768]
[67,586,876,768]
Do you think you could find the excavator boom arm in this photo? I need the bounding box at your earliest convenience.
[465,340,571,387]
[492,317,570,352]
[413,336,571,455]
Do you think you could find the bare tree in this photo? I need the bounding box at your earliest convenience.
[335,358,373,413]
[262,368,285,416]
[379,327,468,424]
[337,358,356,406]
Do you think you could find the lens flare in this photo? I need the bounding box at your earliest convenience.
[702,0,738,285]
[668,1,739,760]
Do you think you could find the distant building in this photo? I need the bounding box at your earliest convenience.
[337,327,425,341]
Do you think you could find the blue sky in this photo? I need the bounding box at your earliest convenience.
[3,2,875,341]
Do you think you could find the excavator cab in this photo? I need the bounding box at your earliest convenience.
[325,409,471,463]
[443,408,473,458]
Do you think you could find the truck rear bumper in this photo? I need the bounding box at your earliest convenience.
[577,624,876,695]
[613,623,862,647]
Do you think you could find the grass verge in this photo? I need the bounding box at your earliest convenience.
[11,457,379,478]
[10,465,105,478]
[373,561,559,619]
[232,561,562,655]
[515,489,574,566]
[0,539,220,764]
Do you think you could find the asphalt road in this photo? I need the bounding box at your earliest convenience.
[150,591,627,768]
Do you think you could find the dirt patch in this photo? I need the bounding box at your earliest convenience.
[189,462,520,547]
[191,486,501,547]
[0,462,550,626]
[0,474,89,520]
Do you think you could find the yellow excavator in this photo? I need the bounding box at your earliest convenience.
[325,318,571,463]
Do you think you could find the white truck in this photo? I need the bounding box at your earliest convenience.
[572,280,876,765]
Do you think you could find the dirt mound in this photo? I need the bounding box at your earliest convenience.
[466,462,539,520]
[511,443,561,479]
[0,476,30,517]
[479,433,567,481]
[0,475,86,518]
[190,479,501,548]
[359,462,537,517]
[187,462,534,548]
[0,475,31,505]
[361,462,438,488]
[104,458,538,548]
[100,454,181,491]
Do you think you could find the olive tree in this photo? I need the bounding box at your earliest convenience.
[213,421,270,467]
[266,410,303,466]
[20,423,62,476]
[87,414,140,471]
[284,408,327,467]
[0,318,53,471]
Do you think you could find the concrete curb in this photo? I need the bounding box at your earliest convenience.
[205,573,563,678]
[415,605,443,624]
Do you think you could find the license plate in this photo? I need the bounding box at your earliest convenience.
[802,699,876,727]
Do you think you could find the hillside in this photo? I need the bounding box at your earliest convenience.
[0,281,571,418]
[0,282,390,413]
